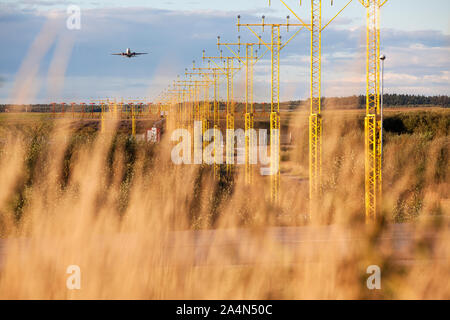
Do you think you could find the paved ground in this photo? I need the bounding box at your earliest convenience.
[165,224,443,266]
[0,223,445,268]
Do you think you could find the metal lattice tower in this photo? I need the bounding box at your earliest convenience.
[202,51,241,174]
[191,61,226,179]
[245,45,256,184]
[270,25,281,203]
[217,36,262,184]
[237,14,306,203]
[185,67,213,149]
[309,0,323,206]
[226,58,234,170]
[167,81,184,129]
[277,0,354,213]
[176,78,211,121]
[170,80,189,129]
[359,0,387,222]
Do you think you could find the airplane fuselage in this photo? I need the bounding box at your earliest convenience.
[125,48,133,57]
[112,48,147,58]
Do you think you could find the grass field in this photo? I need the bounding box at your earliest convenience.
[0,107,448,299]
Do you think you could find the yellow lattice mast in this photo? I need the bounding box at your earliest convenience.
[309,0,322,207]
[119,98,124,120]
[166,82,182,129]
[177,76,199,129]
[176,78,211,156]
[175,80,196,132]
[129,102,136,137]
[245,45,256,184]
[167,82,181,129]
[169,85,179,127]
[173,62,228,175]
[172,85,183,130]
[180,86,187,129]
[172,80,189,129]
[216,36,262,184]
[169,83,183,129]
[113,98,118,119]
[276,0,354,213]
[128,98,147,137]
[237,14,306,203]
[191,61,222,125]
[191,61,225,179]
[99,99,106,133]
[202,50,241,174]
[185,67,213,148]
[359,0,387,222]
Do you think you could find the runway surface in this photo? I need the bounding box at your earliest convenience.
[0,223,445,269]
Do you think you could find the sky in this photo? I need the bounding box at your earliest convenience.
[0,0,449,103]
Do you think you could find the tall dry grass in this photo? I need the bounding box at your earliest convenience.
[0,110,448,299]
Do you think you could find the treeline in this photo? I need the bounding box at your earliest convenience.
[286,94,450,109]
[1,94,449,112]
[375,94,449,107]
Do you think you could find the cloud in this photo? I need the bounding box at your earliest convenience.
[0,6,449,103]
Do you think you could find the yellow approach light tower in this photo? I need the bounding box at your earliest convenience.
[359,0,387,222]
[167,85,182,131]
[275,0,354,212]
[309,0,323,206]
[167,82,184,129]
[171,79,186,129]
[175,79,199,130]
[185,68,213,145]
[129,102,136,137]
[176,77,211,163]
[192,61,223,129]
[192,66,214,137]
[191,62,225,179]
[174,84,190,129]
[174,81,191,130]
[217,36,263,185]
[171,78,185,129]
[184,74,212,126]
[175,80,194,129]
[181,76,200,126]
[202,50,242,174]
[176,79,211,128]
[237,14,306,203]
[99,100,106,133]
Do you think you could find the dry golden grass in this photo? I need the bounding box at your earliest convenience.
[0,111,448,300]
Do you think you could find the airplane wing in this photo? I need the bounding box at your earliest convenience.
[134,53,148,55]
[111,53,123,55]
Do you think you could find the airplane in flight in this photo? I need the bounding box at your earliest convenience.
[111,48,148,58]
